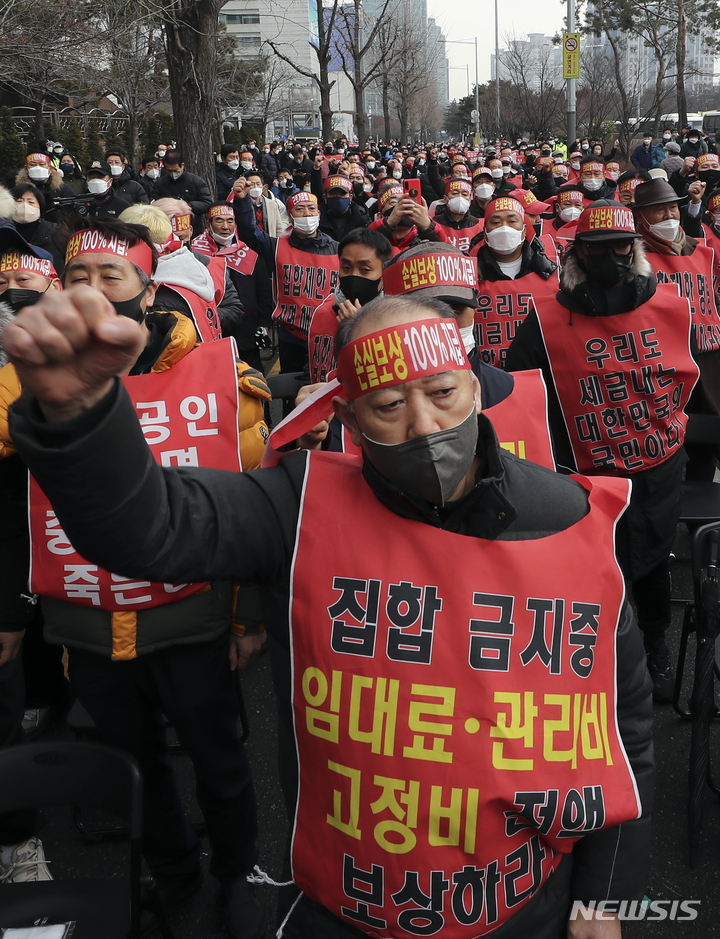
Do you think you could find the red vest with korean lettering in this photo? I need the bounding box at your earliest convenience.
[273,233,340,341]
[701,224,720,293]
[192,232,259,278]
[433,217,485,254]
[646,244,720,354]
[474,271,559,369]
[486,369,555,470]
[308,295,339,384]
[290,453,640,938]
[29,340,242,611]
[536,284,699,475]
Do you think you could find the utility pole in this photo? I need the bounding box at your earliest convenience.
[475,37,480,143]
[494,0,500,135]
[566,0,577,146]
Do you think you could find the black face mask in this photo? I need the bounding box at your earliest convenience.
[699,170,720,188]
[338,274,381,306]
[3,287,46,314]
[582,248,634,286]
[111,287,147,323]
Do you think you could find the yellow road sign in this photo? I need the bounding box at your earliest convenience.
[563,33,580,80]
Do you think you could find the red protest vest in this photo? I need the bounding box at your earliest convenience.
[433,217,485,254]
[29,340,242,611]
[273,233,339,341]
[308,296,339,384]
[646,244,720,354]
[485,369,555,469]
[536,285,699,475]
[290,453,640,938]
[191,233,259,278]
[474,271,559,368]
[161,276,223,343]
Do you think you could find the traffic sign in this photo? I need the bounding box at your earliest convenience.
[563,32,580,80]
[471,109,479,121]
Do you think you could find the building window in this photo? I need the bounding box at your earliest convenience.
[221,13,260,24]
[235,33,262,48]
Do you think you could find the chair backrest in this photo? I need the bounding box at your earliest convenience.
[266,371,307,402]
[0,741,143,837]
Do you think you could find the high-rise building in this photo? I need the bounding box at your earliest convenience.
[427,18,450,108]
[219,0,320,136]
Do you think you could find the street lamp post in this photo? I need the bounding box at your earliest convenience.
[445,37,480,141]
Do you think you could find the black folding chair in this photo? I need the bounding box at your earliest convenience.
[0,740,172,938]
[266,370,308,420]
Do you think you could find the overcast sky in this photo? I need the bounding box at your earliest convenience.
[427,0,568,100]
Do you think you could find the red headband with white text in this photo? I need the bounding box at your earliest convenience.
[65,229,154,276]
[336,317,470,400]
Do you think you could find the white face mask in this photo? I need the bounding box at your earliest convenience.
[241,160,253,170]
[13,202,40,223]
[169,170,183,180]
[712,212,720,227]
[486,225,524,254]
[648,217,680,242]
[227,159,240,170]
[554,157,564,164]
[392,171,402,179]
[663,134,671,140]
[475,183,494,200]
[146,168,160,180]
[491,168,503,179]
[447,196,471,215]
[582,177,603,192]
[248,186,263,200]
[366,161,376,170]
[157,150,166,158]
[363,183,373,192]
[28,165,50,181]
[459,324,476,355]
[643,139,652,147]
[559,205,583,223]
[211,230,235,246]
[293,214,320,234]
[502,166,511,175]
[87,178,109,194]
[109,164,123,176]
[570,161,580,170]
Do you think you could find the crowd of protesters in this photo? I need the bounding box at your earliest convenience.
[0,120,719,939]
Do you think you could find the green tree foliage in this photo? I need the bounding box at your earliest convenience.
[86,122,104,161]
[102,118,125,152]
[62,118,89,169]
[0,107,27,181]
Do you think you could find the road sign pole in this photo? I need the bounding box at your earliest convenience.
[566,0,577,146]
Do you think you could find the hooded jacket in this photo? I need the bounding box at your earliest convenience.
[15,166,75,201]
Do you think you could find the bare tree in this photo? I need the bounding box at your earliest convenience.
[499,32,565,139]
[385,5,442,144]
[334,0,399,144]
[265,0,340,141]
[576,46,619,140]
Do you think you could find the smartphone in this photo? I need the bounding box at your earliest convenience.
[402,179,422,204]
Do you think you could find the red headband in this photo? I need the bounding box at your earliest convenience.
[445,178,472,196]
[558,189,584,204]
[486,197,525,218]
[378,186,403,210]
[709,192,720,213]
[27,153,50,165]
[324,175,352,193]
[583,161,605,174]
[65,229,154,276]
[337,317,470,400]
[208,204,235,219]
[618,178,643,193]
[383,252,477,295]
[287,192,318,212]
[170,213,192,233]
[0,251,57,279]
